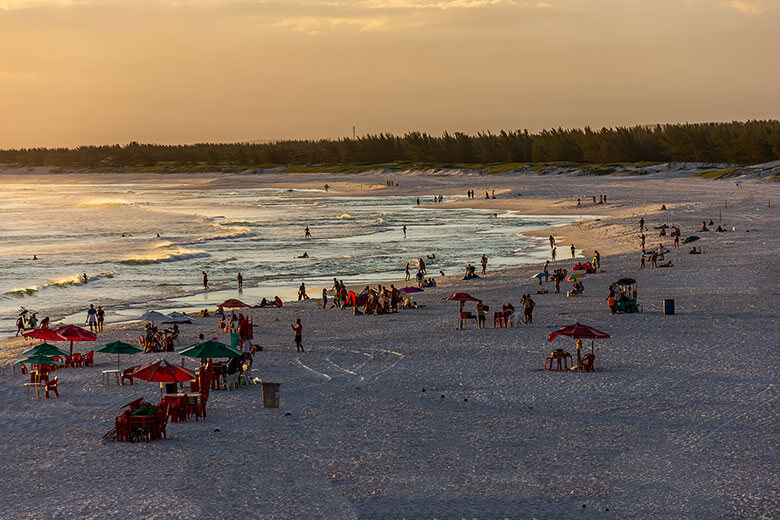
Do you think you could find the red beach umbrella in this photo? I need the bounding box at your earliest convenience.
[548,322,610,370]
[132,359,196,383]
[444,293,482,329]
[218,299,250,309]
[22,328,66,342]
[52,324,97,355]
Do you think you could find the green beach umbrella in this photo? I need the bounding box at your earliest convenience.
[21,342,69,358]
[15,354,65,366]
[179,340,242,361]
[566,273,585,282]
[96,340,143,371]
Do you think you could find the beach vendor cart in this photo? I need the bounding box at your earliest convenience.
[609,278,640,313]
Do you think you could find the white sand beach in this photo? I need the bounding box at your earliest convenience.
[1,169,778,519]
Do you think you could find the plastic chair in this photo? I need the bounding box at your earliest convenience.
[153,410,168,440]
[115,411,131,442]
[82,351,94,367]
[45,376,59,398]
[121,367,135,386]
[581,353,596,372]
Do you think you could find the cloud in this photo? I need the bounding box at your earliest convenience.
[721,0,766,15]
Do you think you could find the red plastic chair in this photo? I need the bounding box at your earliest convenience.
[20,364,28,375]
[581,353,596,372]
[121,367,135,386]
[45,376,59,398]
[153,410,168,440]
[115,411,131,442]
[82,351,94,367]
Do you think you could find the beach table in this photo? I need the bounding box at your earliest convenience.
[102,369,121,386]
[544,351,572,371]
[23,382,44,399]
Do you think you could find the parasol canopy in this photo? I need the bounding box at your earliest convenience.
[132,359,196,383]
[21,342,69,358]
[96,340,143,371]
[444,293,481,303]
[532,272,551,279]
[179,340,242,360]
[22,328,66,342]
[548,322,610,342]
[399,287,424,293]
[566,273,585,282]
[15,354,65,366]
[53,324,97,355]
[218,299,250,308]
[138,310,170,323]
[162,312,192,324]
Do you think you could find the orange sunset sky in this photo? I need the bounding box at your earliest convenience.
[1,0,778,148]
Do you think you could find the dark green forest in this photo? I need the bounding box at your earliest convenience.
[2,120,778,169]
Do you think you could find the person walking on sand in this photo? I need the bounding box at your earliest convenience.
[237,272,243,291]
[405,262,411,281]
[202,271,208,289]
[15,315,24,336]
[523,294,535,325]
[481,254,488,274]
[298,282,308,301]
[402,225,407,239]
[85,304,98,333]
[639,218,644,231]
[549,235,555,249]
[551,247,557,261]
[304,226,312,239]
[292,319,304,352]
[570,244,576,259]
[96,306,105,332]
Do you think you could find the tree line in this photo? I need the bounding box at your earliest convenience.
[1,120,778,168]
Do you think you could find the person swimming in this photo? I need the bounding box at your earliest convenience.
[298,252,309,258]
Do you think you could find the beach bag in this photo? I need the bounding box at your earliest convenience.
[607,297,615,307]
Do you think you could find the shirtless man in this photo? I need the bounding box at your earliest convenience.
[291,319,304,352]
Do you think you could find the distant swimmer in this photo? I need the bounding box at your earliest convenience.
[304,226,312,239]
[202,271,208,289]
[298,252,309,258]
[33,255,37,260]
[82,273,88,284]
[156,233,160,238]
[237,272,243,291]
[402,225,407,239]
[324,184,330,192]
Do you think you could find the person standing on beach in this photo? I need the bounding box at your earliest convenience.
[405,263,411,281]
[237,272,243,291]
[549,235,555,249]
[304,226,312,238]
[551,247,557,261]
[85,304,98,333]
[292,319,304,352]
[594,250,601,269]
[298,282,308,301]
[322,288,328,308]
[15,315,24,336]
[402,225,407,239]
[202,271,208,289]
[640,253,645,269]
[639,218,644,231]
[570,244,576,259]
[418,258,426,275]
[523,294,535,325]
[481,254,488,274]
[96,306,105,332]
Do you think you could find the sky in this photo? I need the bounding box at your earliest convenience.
[1,0,779,148]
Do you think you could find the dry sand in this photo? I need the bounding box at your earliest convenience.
[0,169,778,519]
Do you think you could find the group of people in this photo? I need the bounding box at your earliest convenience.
[142,323,179,352]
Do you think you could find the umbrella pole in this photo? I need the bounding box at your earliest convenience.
[576,339,582,371]
[70,340,74,356]
[457,301,464,329]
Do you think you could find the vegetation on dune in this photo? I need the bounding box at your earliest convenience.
[1,120,779,170]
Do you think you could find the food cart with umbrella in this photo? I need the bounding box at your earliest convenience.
[96,341,143,371]
[444,293,482,329]
[548,322,610,371]
[52,324,97,355]
[610,278,640,313]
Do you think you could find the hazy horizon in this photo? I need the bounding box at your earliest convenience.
[2,0,779,148]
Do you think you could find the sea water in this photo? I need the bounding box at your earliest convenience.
[0,179,576,336]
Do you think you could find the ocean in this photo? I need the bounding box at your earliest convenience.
[0,178,576,336]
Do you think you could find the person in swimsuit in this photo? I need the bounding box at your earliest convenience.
[292,319,304,352]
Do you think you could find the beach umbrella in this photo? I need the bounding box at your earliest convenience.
[96,340,143,371]
[399,287,423,293]
[566,273,585,282]
[179,339,241,361]
[682,236,700,243]
[132,359,196,383]
[218,299,250,309]
[548,322,610,370]
[22,328,66,342]
[15,354,65,366]
[531,272,551,279]
[138,310,170,323]
[21,342,69,358]
[52,324,97,355]
[444,293,481,330]
[162,312,192,324]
